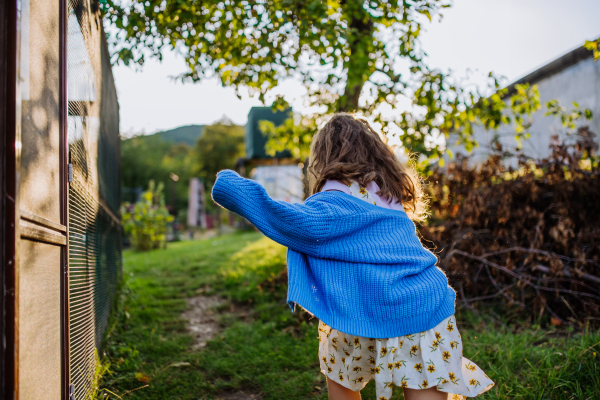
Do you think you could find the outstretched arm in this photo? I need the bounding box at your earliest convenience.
[211,170,336,255]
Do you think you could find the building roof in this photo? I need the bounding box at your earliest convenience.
[505,45,594,95]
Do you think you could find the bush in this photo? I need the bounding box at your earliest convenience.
[420,127,600,328]
[121,181,174,251]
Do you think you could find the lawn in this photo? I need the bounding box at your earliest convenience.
[100,232,600,400]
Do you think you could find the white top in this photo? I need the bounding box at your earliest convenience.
[321,180,405,212]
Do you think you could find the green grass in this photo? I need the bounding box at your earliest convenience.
[100,232,600,399]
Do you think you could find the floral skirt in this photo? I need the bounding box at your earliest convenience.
[318,315,494,400]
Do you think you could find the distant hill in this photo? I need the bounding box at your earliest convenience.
[154,124,204,146]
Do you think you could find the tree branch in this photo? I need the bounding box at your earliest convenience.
[450,250,600,300]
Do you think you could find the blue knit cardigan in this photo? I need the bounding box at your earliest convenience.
[212,170,456,338]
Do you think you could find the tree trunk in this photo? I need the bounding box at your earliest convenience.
[339,82,363,113]
[338,1,374,113]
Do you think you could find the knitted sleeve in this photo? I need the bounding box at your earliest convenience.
[211,170,336,255]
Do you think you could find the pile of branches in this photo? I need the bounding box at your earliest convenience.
[420,127,600,329]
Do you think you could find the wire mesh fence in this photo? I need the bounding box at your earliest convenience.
[67,0,121,397]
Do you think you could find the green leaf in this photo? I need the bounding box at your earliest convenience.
[104,0,550,164]
[420,9,432,21]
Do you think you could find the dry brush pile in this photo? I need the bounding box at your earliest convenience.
[420,127,600,329]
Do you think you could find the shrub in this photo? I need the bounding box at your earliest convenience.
[121,181,173,251]
[420,127,600,328]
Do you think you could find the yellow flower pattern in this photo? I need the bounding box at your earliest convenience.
[318,316,494,400]
[442,351,451,362]
[410,345,419,357]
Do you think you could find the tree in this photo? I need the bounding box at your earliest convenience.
[121,134,195,213]
[104,0,541,161]
[193,121,244,226]
[121,134,172,193]
[194,121,245,189]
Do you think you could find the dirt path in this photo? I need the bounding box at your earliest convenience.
[182,295,261,399]
[181,295,223,350]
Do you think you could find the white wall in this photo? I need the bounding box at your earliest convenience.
[446,56,600,164]
[252,165,304,204]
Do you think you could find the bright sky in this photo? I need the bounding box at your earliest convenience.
[112,0,600,136]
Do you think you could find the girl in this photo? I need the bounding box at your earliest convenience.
[212,113,494,400]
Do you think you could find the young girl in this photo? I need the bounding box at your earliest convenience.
[212,113,494,400]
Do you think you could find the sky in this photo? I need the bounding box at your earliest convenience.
[112,0,600,137]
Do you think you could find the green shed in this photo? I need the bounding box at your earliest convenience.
[245,107,292,159]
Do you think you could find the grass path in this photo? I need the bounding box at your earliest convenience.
[101,232,600,399]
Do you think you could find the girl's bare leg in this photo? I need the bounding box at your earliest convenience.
[403,386,449,400]
[326,377,361,400]
[327,378,450,400]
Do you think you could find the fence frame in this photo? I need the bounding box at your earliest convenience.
[1,0,120,397]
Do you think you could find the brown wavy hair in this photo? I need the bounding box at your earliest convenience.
[308,113,427,221]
